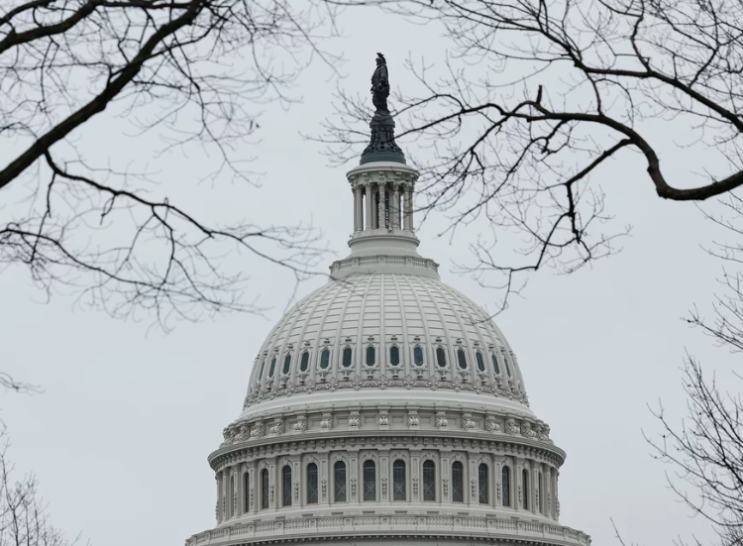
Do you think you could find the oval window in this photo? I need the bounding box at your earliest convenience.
[366,346,376,366]
[491,354,501,374]
[300,351,310,372]
[413,346,424,366]
[457,349,467,370]
[320,349,330,369]
[436,347,447,368]
[269,357,277,377]
[390,346,400,366]
[283,354,291,374]
[476,352,485,372]
[342,347,353,368]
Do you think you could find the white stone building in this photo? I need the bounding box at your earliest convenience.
[186,55,590,546]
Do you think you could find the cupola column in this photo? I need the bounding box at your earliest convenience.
[371,185,379,229]
[390,185,400,229]
[354,185,364,231]
[403,185,414,231]
[378,183,387,229]
[365,184,375,230]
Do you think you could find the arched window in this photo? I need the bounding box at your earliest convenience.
[476,352,485,372]
[505,358,512,378]
[502,466,511,507]
[243,471,250,513]
[363,460,376,501]
[319,349,330,370]
[306,463,318,504]
[282,465,292,507]
[392,460,406,501]
[268,357,276,377]
[390,346,400,366]
[457,349,468,370]
[522,469,529,509]
[452,461,464,502]
[491,353,501,375]
[258,359,266,378]
[423,460,436,501]
[261,469,269,510]
[300,351,310,372]
[539,472,544,514]
[282,354,291,374]
[413,346,424,366]
[436,347,447,368]
[342,347,353,368]
[478,463,489,504]
[334,461,347,502]
[366,346,376,366]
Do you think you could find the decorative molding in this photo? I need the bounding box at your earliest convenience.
[185,513,591,546]
[269,418,283,435]
[436,411,448,428]
[250,422,265,439]
[320,413,333,430]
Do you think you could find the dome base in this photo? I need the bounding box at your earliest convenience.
[186,513,590,546]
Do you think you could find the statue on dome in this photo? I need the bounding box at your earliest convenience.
[371,52,390,113]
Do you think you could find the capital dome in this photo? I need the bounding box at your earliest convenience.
[186,54,589,546]
[243,272,530,417]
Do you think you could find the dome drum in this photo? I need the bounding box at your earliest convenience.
[218,406,557,460]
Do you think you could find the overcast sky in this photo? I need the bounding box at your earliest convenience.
[0,5,735,546]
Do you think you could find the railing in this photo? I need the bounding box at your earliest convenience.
[330,255,439,275]
[185,513,591,546]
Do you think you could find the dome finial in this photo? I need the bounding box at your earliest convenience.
[360,52,406,165]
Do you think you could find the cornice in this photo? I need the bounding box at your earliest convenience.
[208,430,566,471]
[185,513,590,546]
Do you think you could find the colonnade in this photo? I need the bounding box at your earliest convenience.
[215,451,559,524]
[353,182,414,232]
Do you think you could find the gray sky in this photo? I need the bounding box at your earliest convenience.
[0,5,734,546]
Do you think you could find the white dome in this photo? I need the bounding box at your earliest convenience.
[187,142,589,546]
[243,272,529,414]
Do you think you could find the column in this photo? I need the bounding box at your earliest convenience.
[495,459,502,508]
[219,470,227,522]
[236,466,244,515]
[349,453,359,504]
[378,183,387,229]
[321,454,330,507]
[441,454,451,503]
[371,186,378,229]
[269,459,277,511]
[402,186,411,231]
[515,460,522,512]
[554,470,560,521]
[215,472,222,523]
[227,467,235,518]
[406,187,414,231]
[390,185,400,229]
[380,451,390,502]
[365,184,374,230]
[468,455,476,506]
[354,185,363,232]
[248,462,257,515]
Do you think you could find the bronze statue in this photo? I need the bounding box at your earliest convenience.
[371,52,390,112]
[361,52,405,165]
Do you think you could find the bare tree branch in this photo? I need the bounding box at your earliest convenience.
[0,424,84,546]
[318,0,743,310]
[0,0,342,327]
